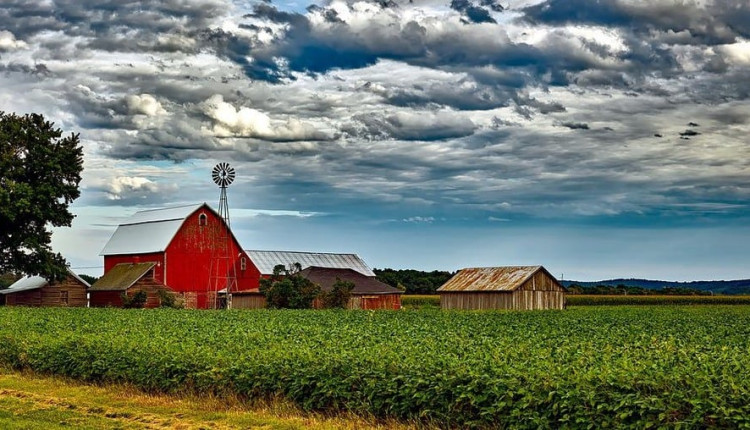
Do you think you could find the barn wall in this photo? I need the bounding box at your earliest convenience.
[353,294,402,310]
[232,294,266,309]
[90,290,124,308]
[519,271,565,292]
[4,277,87,307]
[510,290,565,310]
[165,209,259,309]
[104,253,165,284]
[440,291,565,310]
[5,290,42,306]
[91,282,170,309]
[440,292,512,310]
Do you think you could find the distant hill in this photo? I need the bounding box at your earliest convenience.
[561,279,750,295]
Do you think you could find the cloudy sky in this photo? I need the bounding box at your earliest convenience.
[2,0,749,281]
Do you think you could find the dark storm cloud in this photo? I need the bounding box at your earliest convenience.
[0,0,224,54]
[234,2,644,88]
[560,121,589,130]
[449,0,497,24]
[523,0,750,45]
[0,63,51,76]
[1,0,749,228]
[342,111,477,141]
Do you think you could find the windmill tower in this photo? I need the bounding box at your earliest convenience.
[208,162,237,309]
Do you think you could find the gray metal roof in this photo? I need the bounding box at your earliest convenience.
[0,269,91,295]
[246,250,375,276]
[122,203,203,225]
[437,266,543,292]
[100,203,205,256]
[1,275,47,294]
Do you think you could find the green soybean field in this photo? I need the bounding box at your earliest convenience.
[1,306,749,428]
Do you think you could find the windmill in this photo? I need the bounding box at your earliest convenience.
[212,162,235,226]
[208,162,237,309]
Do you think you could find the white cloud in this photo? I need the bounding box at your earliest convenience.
[201,94,331,141]
[719,40,750,65]
[105,176,174,200]
[0,30,27,51]
[125,94,167,116]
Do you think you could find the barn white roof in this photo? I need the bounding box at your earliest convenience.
[0,269,91,294]
[100,203,205,256]
[245,250,376,277]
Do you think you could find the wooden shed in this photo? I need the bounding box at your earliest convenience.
[437,266,565,310]
[231,266,403,310]
[89,262,171,308]
[302,266,402,310]
[230,288,266,309]
[0,269,89,307]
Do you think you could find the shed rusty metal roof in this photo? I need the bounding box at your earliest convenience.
[437,266,545,292]
[90,262,156,291]
[245,250,375,276]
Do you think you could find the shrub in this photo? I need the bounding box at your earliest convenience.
[158,289,183,309]
[259,264,321,309]
[319,278,355,309]
[121,290,147,308]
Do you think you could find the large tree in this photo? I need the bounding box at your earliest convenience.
[0,112,83,280]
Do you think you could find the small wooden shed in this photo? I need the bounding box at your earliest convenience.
[437,266,565,310]
[89,262,171,308]
[302,266,403,310]
[231,267,403,310]
[0,269,90,307]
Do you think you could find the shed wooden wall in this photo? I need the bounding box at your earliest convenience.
[232,293,266,309]
[350,294,402,310]
[90,279,169,309]
[89,290,124,308]
[231,293,403,310]
[4,277,88,307]
[440,270,565,310]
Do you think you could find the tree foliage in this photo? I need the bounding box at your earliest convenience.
[320,278,355,309]
[0,112,83,281]
[0,272,20,290]
[78,274,99,286]
[566,284,712,296]
[259,263,321,309]
[374,268,454,294]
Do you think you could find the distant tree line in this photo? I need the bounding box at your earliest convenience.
[565,284,712,296]
[374,268,455,295]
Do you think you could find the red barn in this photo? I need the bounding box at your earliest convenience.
[99,203,258,309]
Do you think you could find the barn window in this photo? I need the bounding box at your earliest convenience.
[198,213,207,226]
[240,257,247,271]
[60,291,68,305]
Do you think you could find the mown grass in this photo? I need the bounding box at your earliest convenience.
[1,306,750,428]
[0,369,412,429]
